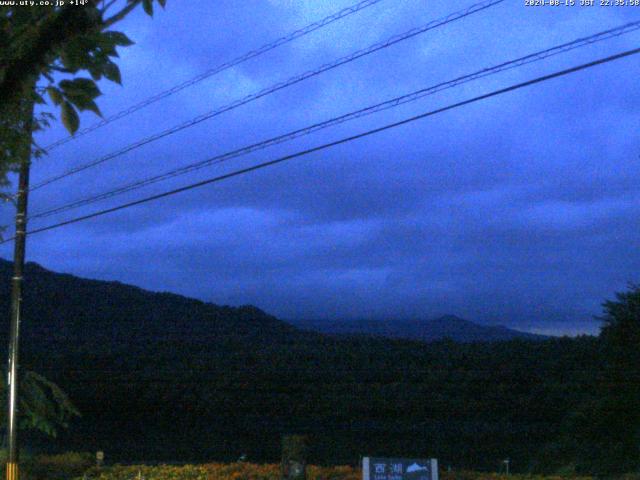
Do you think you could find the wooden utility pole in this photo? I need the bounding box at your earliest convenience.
[5,92,35,480]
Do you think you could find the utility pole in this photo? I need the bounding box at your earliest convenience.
[5,90,35,480]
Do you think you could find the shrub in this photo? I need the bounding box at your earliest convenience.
[23,452,94,480]
[72,462,605,480]
[440,471,594,480]
[75,463,360,480]
[78,464,208,480]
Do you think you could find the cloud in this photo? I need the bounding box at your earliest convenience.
[2,0,638,336]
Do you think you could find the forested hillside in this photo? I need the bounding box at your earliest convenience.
[0,260,607,472]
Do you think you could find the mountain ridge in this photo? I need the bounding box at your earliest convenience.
[0,257,598,467]
[290,314,549,343]
[0,258,546,344]
[0,258,305,350]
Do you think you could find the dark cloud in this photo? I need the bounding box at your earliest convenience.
[2,0,639,336]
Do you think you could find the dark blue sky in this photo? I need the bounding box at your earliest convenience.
[2,0,639,335]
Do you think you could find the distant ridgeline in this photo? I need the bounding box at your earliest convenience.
[290,316,549,343]
[0,259,601,472]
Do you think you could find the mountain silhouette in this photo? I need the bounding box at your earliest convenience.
[0,258,587,468]
[291,314,547,343]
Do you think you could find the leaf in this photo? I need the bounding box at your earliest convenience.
[102,30,134,47]
[77,99,102,117]
[142,0,153,16]
[61,101,79,135]
[65,88,103,116]
[58,41,85,72]
[59,78,101,100]
[88,64,102,81]
[103,61,122,85]
[99,42,118,57]
[46,87,63,105]
[157,0,166,7]
[58,50,74,71]
[33,91,45,105]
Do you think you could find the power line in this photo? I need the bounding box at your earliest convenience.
[3,46,638,245]
[28,0,504,192]
[26,21,640,222]
[41,0,388,152]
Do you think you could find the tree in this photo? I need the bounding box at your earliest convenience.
[0,370,79,438]
[0,0,167,454]
[562,285,640,475]
[0,0,167,183]
[600,283,640,360]
[597,284,640,473]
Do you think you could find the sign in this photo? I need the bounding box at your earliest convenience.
[362,457,438,480]
[281,435,307,480]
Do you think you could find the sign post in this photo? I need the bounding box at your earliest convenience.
[281,435,308,480]
[362,457,438,480]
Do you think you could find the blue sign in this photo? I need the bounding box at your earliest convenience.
[362,457,438,480]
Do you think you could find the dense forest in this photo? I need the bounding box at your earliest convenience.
[0,260,636,475]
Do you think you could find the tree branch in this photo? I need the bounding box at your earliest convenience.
[49,65,73,73]
[100,0,120,15]
[104,0,142,28]
[0,5,100,108]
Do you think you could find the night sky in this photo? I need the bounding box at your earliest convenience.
[2,0,639,336]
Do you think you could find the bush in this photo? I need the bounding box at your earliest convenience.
[78,464,208,480]
[439,471,594,480]
[75,463,360,480]
[71,463,607,480]
[21,452,94,480]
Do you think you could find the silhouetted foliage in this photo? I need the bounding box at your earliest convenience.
[0,0,167,186]
[0,370,79,438]
[560,285,640,475]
